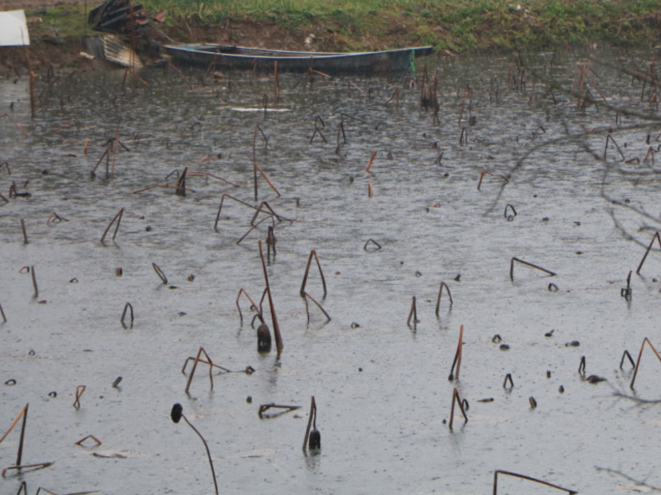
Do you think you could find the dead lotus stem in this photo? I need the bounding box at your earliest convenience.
[100,207,124,244]
[635,231,661,275]
[435,281,453,316]
[2,462,54,479]
[121,302,134,328]
[182,356,230,375]
[111,119,120,175]
[604,134,625,162]
[236,288,260,326]
[587,68,607,103]
[53,118,75,133]
[302,396,318,453]
[131,184,191,195]
[477,169,509,191]
[509,257,556,281]
[250,201,289,226]
[73,385,86,409]
[304,292,331,323]
[167,61,193,90]
[21,219,28,244]
[577,63,587,110]
[0,303,6,323]
[259,240,283,357]
[31,266,38,299]
[365,150,377,173]
[0,404,27,447]
[175,167,187,197]
[620,350,636,369]
[187,171,240,187]
[368,182,373,198]
[578,356,586,376]
[152,263,168,284]
[630,337,661,390]
[406,296,418,329]
[185,347,215,395]
[493,470,577,495]
[448,325,464,381]
[236,215,270,245]
[448,388,468,429]
[503,373,514,390]
[253,124,268,164]
[300,249,327,298]
[74,435,102,447]
[258,403,301,419]
[253,163,281,198]
[0,114,28,137]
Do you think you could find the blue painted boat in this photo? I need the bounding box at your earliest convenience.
[163,44,433,73]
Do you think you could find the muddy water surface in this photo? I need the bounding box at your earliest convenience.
[1,50,661,495]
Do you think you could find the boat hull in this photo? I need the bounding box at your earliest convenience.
[163,44,433,73]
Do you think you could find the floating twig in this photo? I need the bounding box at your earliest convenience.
[493,470,577,495]
[121,303,134,329]
[630,337,661,390]
[170,404,219,495]
[435,281,453,316]
[510,257,556,281]
[448,388,468,429]
[100,208,124,244]
[73,386,86,409]
[636,231,661,275]
[448,325,464,381]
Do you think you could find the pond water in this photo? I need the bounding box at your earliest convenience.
[1,48,661,495]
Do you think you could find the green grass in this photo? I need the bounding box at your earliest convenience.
[31,0,661,53]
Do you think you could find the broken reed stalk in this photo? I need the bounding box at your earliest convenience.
[253,163,281,199]
[120,302,134,328]
[449,388,468,429]
[100,208,124,244]
[509,257,556,281]
[302,396,318,453]
[448,325,464,381]
[20,219,28,245]
[30,266,38,299]
[299,249,327,298]
[185,347,215,395]
[435,281,453,316]
[236,288,260,326]
[304,292,331,322]
[365,151,377,173]
[406,296,418,329]
[259,240,283,357]
[636,231,661,275]
[152,263,168,284]
[0,114,29,138]
[493,470,577,495]
[630,337,661,390]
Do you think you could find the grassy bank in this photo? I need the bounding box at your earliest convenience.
[138,0,661,51]
[12,0,661,71]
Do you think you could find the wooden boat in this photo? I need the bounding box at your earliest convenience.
[163,44,434,73]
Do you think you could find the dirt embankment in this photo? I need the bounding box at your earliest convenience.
[1,0,80,10]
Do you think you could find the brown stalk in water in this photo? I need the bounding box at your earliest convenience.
[303,292,331,323]
[492,470,577,495]
[435,282,453,316]
[406,296,418,329]
[300,249,327,298]
[259,240,283,357]
[630,337,661,390]
[100,208,124,244]
[236,288,261,326]
[448,388,467,429]
[509,257,556,281]
[636,231,661,275]
[448,325,464,381]
[185,347,215,395]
